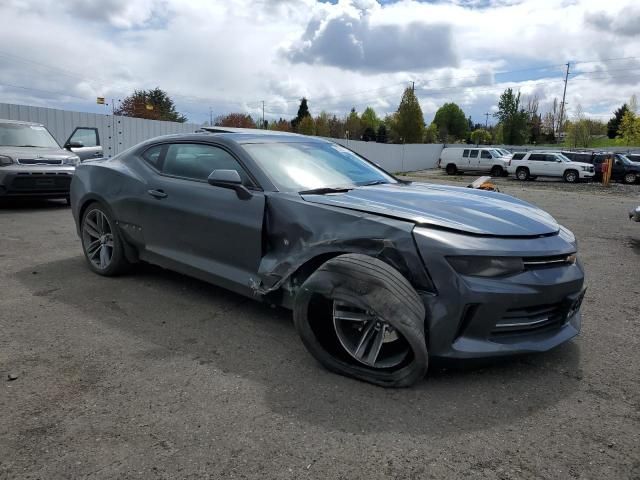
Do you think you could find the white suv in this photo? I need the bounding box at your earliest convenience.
[507,151,595,183]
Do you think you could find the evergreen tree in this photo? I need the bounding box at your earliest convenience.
[607,104,629,139]
[494,88,529,145]
[346,108,361,139]
[291,97,311,132]
[395,88,425,143]
[376,124,388,143]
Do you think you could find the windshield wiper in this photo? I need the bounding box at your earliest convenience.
[16,145,45,148]
[299,186,354,195]
[361,180,389,186]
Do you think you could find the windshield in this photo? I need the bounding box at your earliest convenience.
[0,123,60,148]
[556,153,571,162]
[490,149,504,157]
[242,142,397,192]
[616,154,632,165]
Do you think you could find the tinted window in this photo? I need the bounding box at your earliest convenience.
[69,128,98,147]
[545,154,558,162]
[512,153,525,160]
[142,145,163,169]
[162,143,250,183]
[469,150,479,158]
[529,154,546,161]
[593,155,606,164]
[480,150,492,159]
[462,149,469,158]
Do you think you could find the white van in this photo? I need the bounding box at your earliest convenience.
[438,147,510,177]
[507,151,595,183]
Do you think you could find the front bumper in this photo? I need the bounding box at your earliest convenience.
[0,166,74,197]
[413,226,584,360]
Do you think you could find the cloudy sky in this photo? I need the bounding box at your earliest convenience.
[0,0,638,126]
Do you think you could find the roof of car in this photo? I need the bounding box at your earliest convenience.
[138,130,332,147]
[0,118,43,126]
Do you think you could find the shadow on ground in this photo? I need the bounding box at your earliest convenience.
[15,256,582,437]
[0,198,68,212]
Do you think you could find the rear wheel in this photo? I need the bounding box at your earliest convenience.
[563,170,579,183]
[624,172,637,184]
[490,165,503,177]
[81,202,129,276]
[516,167,529,181]
[293,254,428,387]
[445,164,457,175]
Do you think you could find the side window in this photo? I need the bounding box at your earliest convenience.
[546,154,558,161]
[469,150,479,158]
[512,153,525,160]
[68,127,99,147]
[593,156,604,164]
[480,150,492,159]
[162,143,250,184]
[462,149,469,158]
[142,145,164,169]
[529,154,544,161]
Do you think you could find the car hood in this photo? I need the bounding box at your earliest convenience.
[301,182,560,237]
[0,145,72,159]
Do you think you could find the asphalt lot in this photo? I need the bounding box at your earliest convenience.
[1,178,639,479]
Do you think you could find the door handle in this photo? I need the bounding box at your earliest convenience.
[93,152,103,157]
[147,189,167,199]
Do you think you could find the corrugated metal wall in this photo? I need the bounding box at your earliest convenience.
[0,102,201,157]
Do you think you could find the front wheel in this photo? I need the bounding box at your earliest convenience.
[81,202,130,276]
[624,172,637,184]
[516,167,529,181]
[563,170,579,183]
[293,254,428,387]
[490,165,503,177]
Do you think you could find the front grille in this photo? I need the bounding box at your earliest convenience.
[523,254,575,270]
[492,302,566,335]
[7,172,72,193]
[17,158,63,165]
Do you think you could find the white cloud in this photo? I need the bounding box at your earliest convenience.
[0,0,638,125]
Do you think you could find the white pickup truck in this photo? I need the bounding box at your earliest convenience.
[438,147,510,177]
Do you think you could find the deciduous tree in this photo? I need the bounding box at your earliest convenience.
[494,88,529,145]
[607,104,629,139]
[214,113,256,128]
[114,88,187,122]
[297,115,315,135]
[433,102,467,141]
[470,128,492,145]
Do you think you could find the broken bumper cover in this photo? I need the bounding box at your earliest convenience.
[413,226,584,360]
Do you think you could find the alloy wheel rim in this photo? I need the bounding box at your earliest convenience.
[332,300,410,369]
[625,174,636,183]
[518,170,527,180]
[567,172,576,182]
[82,209,114,270]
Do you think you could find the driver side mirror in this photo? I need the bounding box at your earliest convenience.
[207,169,252,200]
[65,140,84,150]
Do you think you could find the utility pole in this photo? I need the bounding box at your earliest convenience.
[484,112,489,129]
[262,100,265,129]
[411,81,415,93]
[558,62,570,142]
[209,107,213,126]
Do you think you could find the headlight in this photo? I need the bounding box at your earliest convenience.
[447,256,524,277]
[581,166,589,171]
[0,155,13,166]
[63,155,80,166]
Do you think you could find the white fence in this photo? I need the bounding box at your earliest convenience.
[0,102,200,158]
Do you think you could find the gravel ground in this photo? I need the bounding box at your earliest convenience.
[402,169,640,197]
[1,182,639,479]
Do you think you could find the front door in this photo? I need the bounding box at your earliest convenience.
[468,149,480,170]
[479,149,493,171]
[65,127,103,161]
[140,142,265,296]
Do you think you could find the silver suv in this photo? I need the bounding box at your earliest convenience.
[0,119,80,203]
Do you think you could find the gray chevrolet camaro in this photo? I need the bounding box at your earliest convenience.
[70,131,585,387]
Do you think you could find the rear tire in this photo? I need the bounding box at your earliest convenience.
[80,202,130,276]
[445,164,457,175]
[490,165,503,177]
[293,254,428,387]
[623,172,637,184]
[563,170,579,183]
[516,167,529,181]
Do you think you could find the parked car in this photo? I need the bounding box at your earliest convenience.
[494,148,512,158]
[508,151,595,183]
[70,131,585,387]
[439,147,510,176]
[627,153,640,163]
[0,119,80,202]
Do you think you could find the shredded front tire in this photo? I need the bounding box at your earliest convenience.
[293,254,428,387]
